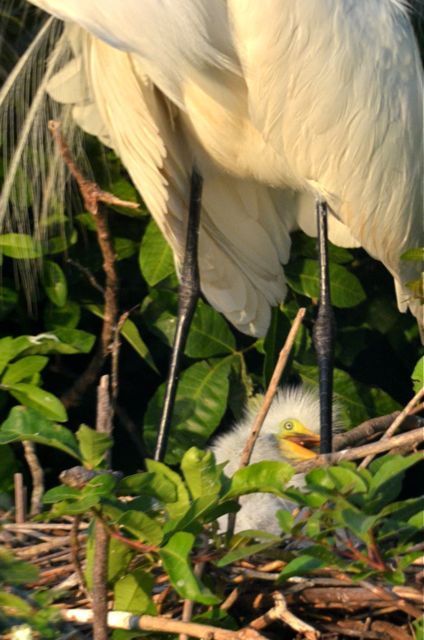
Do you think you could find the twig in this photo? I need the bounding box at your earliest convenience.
[239,308,306,469]
[359,387,424,468]
[294,427,424,474]
[70,516,90,601]
[49,121,127,409]
[60,609,269,639]
[14,473,26,524]
[22,440,44,515]
[92,375,113,640]
[180,561,205,640]
[333,413,422,451]
[249,592,320,640]
[227,308,305,536]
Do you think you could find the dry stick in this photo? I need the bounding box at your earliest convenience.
[249,591,320,640]
[92,375,112,640]
[239,308,306,469]
[14,473,26,524]
[333,412,422,451]
[70,516,90,602]
[48,120,137,409]
[22,440,44,515]
[227,308,306,536]
[359,386,424,469]
[294,427,423,474]
[179,561,205,640]
[60,610,269,639]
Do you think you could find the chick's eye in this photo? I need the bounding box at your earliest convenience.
[284,421,293,431]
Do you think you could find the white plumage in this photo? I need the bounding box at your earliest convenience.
[211,385,337,534]
[1,1,423,335]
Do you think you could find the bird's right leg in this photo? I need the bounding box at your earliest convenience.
[313,200,335,454]
[154,168,203,462]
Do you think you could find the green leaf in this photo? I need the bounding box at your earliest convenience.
[401,247,424,262]
[86,523,134,589]
[118,471,178,504]
[22,329,95,355]
[144,358,232,464]
[159,532,220,604]
[0,591,33,615]
[139,219,175,285]
[278,555,325,582]
[0,284,18,318]
[114,569,156,614]
[119,318,158,373]
[114,237,138,260]
[224,461,294,499]
[276,510,295,534]
[117,510,163,545]
[216,537,280,567]
[367,454,422,510]
[411,357,423,394]
[145,460,190,520]
[0,549,39,585]
[0,233,42,259]
[337,508,378,543]
[0,406,80,459]
[286,258,366,308]
[185,300,236,358]
[2,356,48,385]
[5,382,67,422]
[263,307,291,387]
[295,364,400,428]
[42,260,68,307]
[76,424,113,468]
[0,336,35,375]
[181,447,223,500]
[44,300,81,330]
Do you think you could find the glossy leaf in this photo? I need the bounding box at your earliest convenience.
[144,358,232,464]
[114,568,156,614]
[185,300,236,358]
[181,447,223,500]
[117,510,163,545]
[411,356,423,394]
[0,406,79,457]
[0,233,42,259]
[76,424,113,468]
[5,382,67,422]
[224,461,294,499]
[159,532,220,604]
[42,260,68,307]
[139,219,175,285]
[2,356,48,384]
[286,258,365,307]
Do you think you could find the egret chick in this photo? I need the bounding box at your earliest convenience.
[211,386,340,534]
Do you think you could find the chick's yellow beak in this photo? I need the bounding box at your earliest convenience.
[277,418,320,461]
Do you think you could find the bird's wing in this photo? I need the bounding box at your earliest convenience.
[70,30,296,336]
[228,0,423,319]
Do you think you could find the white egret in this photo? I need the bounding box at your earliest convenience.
[0,1,422,460]
[211,385,335,534]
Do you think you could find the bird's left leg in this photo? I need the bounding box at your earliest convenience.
[313,201,335,454]
[154,168,203,462]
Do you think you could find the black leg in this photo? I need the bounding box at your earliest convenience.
[313,201,335,454]
[154,168,203,462]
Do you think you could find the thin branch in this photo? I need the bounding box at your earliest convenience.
[294,427,424,474]
[49,120,126,409]
[92,375,113,640]
[359,387,424,468]
[70,516,90,602]
[239,307,306,469]
[228,308,305,536]
[22,440,44,515]
[60,609,269,639]
[14,473,26,524]
[249,592,320,640]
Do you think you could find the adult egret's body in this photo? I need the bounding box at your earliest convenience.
[2,0,422,334]
[0,1,422,458]
[211,385,328,534]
